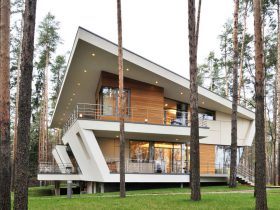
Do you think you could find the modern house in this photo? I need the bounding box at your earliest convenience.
[38,27,255,193]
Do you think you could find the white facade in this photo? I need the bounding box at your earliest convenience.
[38,27,255,190]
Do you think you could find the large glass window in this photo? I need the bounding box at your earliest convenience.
[129,140,183,173]
[215,146,244,171]
[198,107,215,120]
[100,87,130,116]
[129,141,150,162]
[164,98,188,126]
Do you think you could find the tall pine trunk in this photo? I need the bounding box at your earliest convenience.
[14,0,37,209]
[277,0,280,186]
[39,50,49,163]
[117,0,126,198]
[229,0,239,188]
[238,0,248,104]
[188,0,201,201]
[253,0,268,209]
[0,0,11,208]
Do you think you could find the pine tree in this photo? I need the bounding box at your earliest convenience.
[36,12,61,164]
[188,0,201,201]
[253,0,268,208]
[229,0,239,188]
[117,0,126,198]
[14,0,37,209]
[0,0,11,208]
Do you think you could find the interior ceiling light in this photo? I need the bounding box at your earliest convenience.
[77,82,81,86]
[155,81,158,84]
[126,68,129,71]
[165,104,168,107]
[116,135,119,138]
[91,53,95,56]
[84,69,87,73]
[73,93,76,96]
[180,92,183,95]
[202,101,205,104]
[70,98,73,101]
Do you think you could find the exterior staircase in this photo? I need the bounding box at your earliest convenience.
[236,163,255,186]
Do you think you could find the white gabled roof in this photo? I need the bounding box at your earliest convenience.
[51,27,254,128]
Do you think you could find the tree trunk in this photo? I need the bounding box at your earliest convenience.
[277,0,280,186]
[229,0,239,188]
[253,0,268,209]
[0,0,11,208]
[238,0,248,104]
[272,83,277,186]
[14,0,37,209]
[188,0,201,201]
[12,17,24,190]
[39,50,49,163]
[195,0,201,51]
[117,0,126,198]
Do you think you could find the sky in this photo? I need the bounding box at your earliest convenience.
[36,0,234,78]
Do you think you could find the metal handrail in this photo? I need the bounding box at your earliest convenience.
[237,163,255,183]
[105,158,229,175]
[62,103,209,134]
[38,162,80,175]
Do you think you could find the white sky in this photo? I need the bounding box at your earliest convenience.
[36,0,234,78]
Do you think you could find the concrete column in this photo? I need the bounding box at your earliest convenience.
[67,180,72,198]
[93,182,97,194]
[86,182,93,194]
[54,181,60,196]
[100,183,104,193]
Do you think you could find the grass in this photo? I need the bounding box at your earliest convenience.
[25,185,280,210]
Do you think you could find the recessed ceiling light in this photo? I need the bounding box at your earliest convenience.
[73,93,76,96]
[176,139,179,141]
[165,104,168,107]
[202,101,205,104]
[126,68,129,71]
[116,135,119,138]
[155,81,158,84]
[84,69,87,73]
[77,82,81,86]
[70,98,73,101]
[91,53,95,56]
[180,92,183,95]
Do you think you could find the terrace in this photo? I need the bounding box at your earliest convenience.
[62,103,209,134]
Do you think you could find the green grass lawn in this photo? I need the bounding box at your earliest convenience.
[26,185,280,210]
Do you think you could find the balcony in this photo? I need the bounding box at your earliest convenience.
[38,162,81,175]
[62,103,208,134]
[105,158,229,175]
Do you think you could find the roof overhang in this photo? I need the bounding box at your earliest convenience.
[51,27,255,128]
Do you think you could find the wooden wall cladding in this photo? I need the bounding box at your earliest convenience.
[98,71,164,124]
[200,144,215,174]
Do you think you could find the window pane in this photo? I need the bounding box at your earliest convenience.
[102,87,117,115]
[129,141,149,162]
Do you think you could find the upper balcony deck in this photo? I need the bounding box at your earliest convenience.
[62,103,209,135]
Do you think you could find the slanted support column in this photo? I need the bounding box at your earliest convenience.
[86,182,93,194]
[54,181,60,196]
